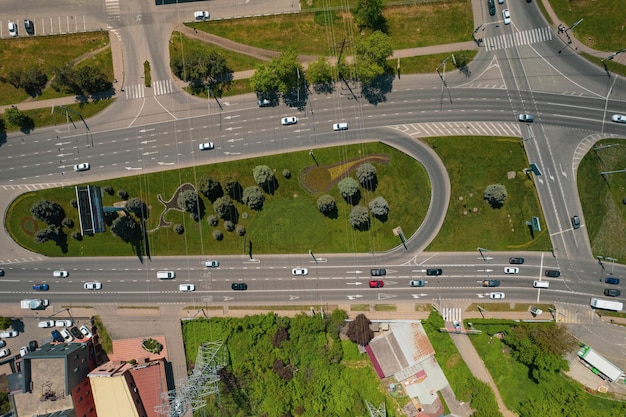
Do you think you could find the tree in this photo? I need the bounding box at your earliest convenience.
[34,225,61,243]
[30,200,65,225]
[236,225,246,236]
[213,229,223,240]
[355,31,393,84]
[172,50,234,97]
[317,194,336,214]
[73,65,112,95]
[51,64,81,94]
[198,175,223,202]
[349,205,370,230]
[368,196,389,217]
[5,107,28,128]
[223,220,235,232]
[0,316,12,330]
[356,163,377,190]
[346,314,373,346]
[253,165,276,193]
[484,184,508,208]
[338,177,360,204]
[306,56,334,91]
[242,186,265,210]
[8,66,48,96]
[352,0,385,31]
[177,190,200,216]
[126,197,148,219]
[213,197,236,220]
[111,215,141,243]
[251,49,304,97]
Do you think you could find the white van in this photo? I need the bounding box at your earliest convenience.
[53,270,69,278]
[332,122,348,131]
[533,280,549,288]
[157,271,176,280]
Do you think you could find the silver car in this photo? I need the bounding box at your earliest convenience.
[611,114,626,123]
[199,142,214,151]
[518,113,534,122]
[8,21,18,37]
[74,163,90,172]
[502,9,511,25]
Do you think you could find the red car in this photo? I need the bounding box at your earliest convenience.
[369,280,384,288]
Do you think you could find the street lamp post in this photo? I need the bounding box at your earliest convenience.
[309,250,318,264]
[477,247,490,261]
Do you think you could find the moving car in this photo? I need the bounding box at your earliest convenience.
[194,11,210,20]
[0,349,11,359]
[409,279,425,287]
[79,325,93,339]
[204,260,220,267]
[489,292,505,299]
[179,284,195,292]
[370,268,386,276]
[231,282,248,291]
[611,114,626,124]
[281,116,297,125]
[426,268,443,276]
[53,270,69,278]
[24,19,34,35]
[51,330,64,343]
[38,320,55,328]
[199,142,214,151]
[509,257,524,264]
[292,268,308,276]
[502,9,511,25]
[157,271,176,279]
[518,113,535,122]
[70,327,82,339]
[84,282,102,290]
[257,99,271,107]
[604,288,621,297]
[74,163,90,172]
[60,329,74,342]
[571,215,580,229]
[504,267,519,274]
[332,122,348,131]
[0,269,4,276]
[0,330,18,338]
[482,280,500,287]
[55,320,73,328]
[8,21,17,37]
[369,280,384,288]
[605,277,620,285]
[488,0,496,16]
[545,269,561,278]
[32,283,49,291]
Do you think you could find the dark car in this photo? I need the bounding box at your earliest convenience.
[426,268,443,276]
[509,257,525,264]
[369,280,384,288]
[604,288,621,297]
[51,330,64,343]
[231,282,248,291]
[605,277,620,285]
[70,327,82,339]
[370,268,387,276]
[24,20,34,35]
[32,283,49,291]
[571,215,580,229]
[545,270,561,278]
[28,340,38,352]
[482,280,501,287]
[488,0,496,16]
[0,269,4,276]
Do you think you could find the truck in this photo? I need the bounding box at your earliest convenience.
[20,299,49,310]
[482,280,500,287]
[590,297,623,312]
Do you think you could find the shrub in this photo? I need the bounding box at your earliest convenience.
[282,169,291,178]
[126,198,148,219]
[338,177,360,205]
[253,165,274,185]
[117,189,129,200]
[349,205,370,230]
[70,199,78,208]
[356,163,377,190]
[207,215,218,226]
[61,218,74,228]
[34,225,61,243]
[242,186,265,210]
[368,196,389,217]
[104,185,114,195]
[30,200,65,225]
[213,230,223,240]
[71,231,82,241]
[223,220,235,232]
[111,216,141,243]
[317,194,336,214]
[236,225,246,236]
[484,184,507,208]
[198,175,223,202]
[173,224,184,234]
[213,197,236,221]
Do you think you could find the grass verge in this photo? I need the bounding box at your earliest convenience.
[92,315,113,354]
[374,304,396,311]
[351,304,370,311]
[466,303,554,312]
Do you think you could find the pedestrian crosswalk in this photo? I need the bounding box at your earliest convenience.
[554,306,595,324]
[390,121,522,139]
[484,26,552,52]
[0,183,69,191]
[123,79,173,100]
[442,307,462,323]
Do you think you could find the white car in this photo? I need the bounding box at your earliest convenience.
[281,116,297,125]
[490,292,505,299]
[502,9,511,25]
[84,282,102,290]
[292,268,308,276]
[19,346,28,357]
[0,349,11,358]
[518,113,534,122]
[60,329,74,342]
[199,142,214,151]
[8,21,18,37]
[0,330,18,338]
[53,270,69,278]
[332,122,348,131]
[194,11,209,20]
[38,320,55,328]
[612,114,626,124]
[79,325,93,339]
[179,284,195,292]
[55,319,73,328]
[504,267,519,274]
[74,163,90,172]
[204,260,220,268]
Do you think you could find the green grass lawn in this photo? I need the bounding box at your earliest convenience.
[425,136,551,252]
[577,139,626,261]
[6,142,431,256]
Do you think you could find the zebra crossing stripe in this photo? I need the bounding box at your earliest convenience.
[485,26,552,52]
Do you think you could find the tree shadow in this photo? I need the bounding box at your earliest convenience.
[313,81,335,95]
[283,85,309,111]
[344,190,361,206]
[324,206,339,219]
[361,72,394,106]
[261,177,279,196]
[55,231,69,254]
[361,176,378,192]
[353,219,370,232]
[373,212,388,223]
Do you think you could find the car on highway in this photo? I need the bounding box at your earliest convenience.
[370,268,386,276]
[482,280,500,287]
[199,142,214,151]
[502,9,511,25]
[179,284,195,292]
[8,21,17,37]
[0,330,18,338]
[55,320,73,328]
[489,292,505,299]
[51,330,64,343]
[332,122,348,131]
[281,116,297,125]
[604,288,621,297]
[84,282,102,290]
[369,280,384,288]
[204,260,220,268]
[38,320,55,328]
[79,325,93,339]
[509,257,524,264]
[545,269,561,278]
[53,270,69,278]
[0,349,11,359]
[498,0,504,4]
[70,327,82,339]
[292,268,308,276]
[426,268,443,276]
[518,113,534,122]
[409,279,425,287]
[488,0,496,16]
[231,282,248,291]
[60,329,74,342]
[605,277,620,285]
[611,114,626,124]
[194,11,210,20]
[258,99,271,107]
[504,267,519,274]
[0,269,4,276]
[571,215,580,229]
[74,163,90,172]
[32,283,49,291]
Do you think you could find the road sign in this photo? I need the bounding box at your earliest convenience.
[531,216,541,232]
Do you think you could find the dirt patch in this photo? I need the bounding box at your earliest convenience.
[152,183,196,232]
[300,154,390,193]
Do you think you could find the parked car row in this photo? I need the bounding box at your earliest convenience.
[6,19,35,37]
[50,325,93,343]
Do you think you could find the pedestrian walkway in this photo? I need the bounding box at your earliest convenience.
[390,122,522,139]
[484,26,552,52]
[122,79,174,100]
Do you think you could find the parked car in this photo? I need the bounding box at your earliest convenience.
[504,267,519,274]
[482,280,501,287]
[32,283,49,291]
[490,292,505,299]
[231,282,248,291]
[370,268,386,276]
[332,122,348,131]
[51,330,64,343]
[8,21,18,37]
[194,11,210,20]
[0,341,5,348]
[204,260,220,268]
[426,268,443,276]
[409,279,425,287]
[179,284,195,292]
[24,19,34,35]
[53,270,69,278]
[509,257,524,264]
[60,329,74,342]
[604,288,621,297]
[74,162,90,172]
[198,142,214,151]
[19,346,28,357]
[0,330,18,338]
[281,116,297,125]
[0,349,11,359]
[488,0,496,16]
[70,327,83,339]
[28,340,38,352]
[369,280,384,288]
[38,320,55,328]
[518,113,535,122]
[292,268,308,276]
[611,114,626,124]
[530,306,543,316]
[79,325,93,339]
[55,320,73,328]
[84,282,102,290]
[605,277,620,285]
[545,269,561,278]
[502,9,511,25]
[571,215,580,229]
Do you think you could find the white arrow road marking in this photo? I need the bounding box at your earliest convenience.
[224,115,240,120]
[477,257,493,260]
[157,162,175,165]
[560,163,567,177]
[289,295,299,301]
[55,141,72,146]
[346,282,363,286]
[347,270,363,274]
[243,258,260,263]
[138,128,155,133]
[223,152,242,155]
[223,296,234,301]
[378,293,397,300]
[125,167,142,170]
[347,295,363,300]
[57,153,73,157]
[142,151,158,156]
[226,138,244,142]
[139,139,156,144]
[224,127,241,131]
[201,296,213,303]
[478,269,494,272]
